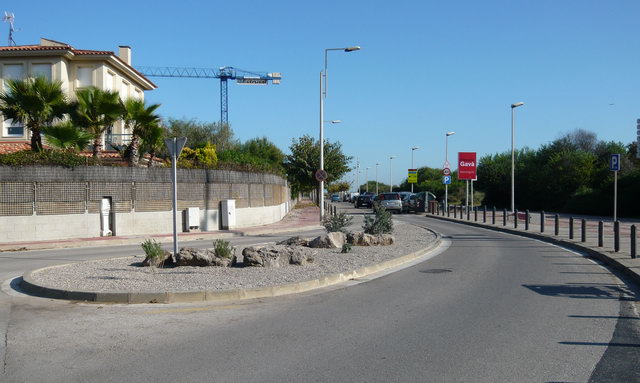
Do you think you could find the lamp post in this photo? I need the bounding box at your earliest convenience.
[319,46,360,222]
[445,132,455,211]
[410,146,420,192]
[389,156,396,192]
[511,102,524,214]
[365,167,370,192]
[375,162,380,194]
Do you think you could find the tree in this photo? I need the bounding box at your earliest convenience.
[327,181,350,194]
[0,76,68,151]
[70,87,123,158]
[122,99,161,166]
[139,123,165,167]
[284,135,352,196]
[41,122,92,151]
[242,137,284,168]
[166,118,239,151]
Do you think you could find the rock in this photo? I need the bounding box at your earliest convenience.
[276,236,310,247]
[175,247,236,267]
[142,249,174,267]
[346,232,395,246]
[242,245,315,267]
[308,232,346,249]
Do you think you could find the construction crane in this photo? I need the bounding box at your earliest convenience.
[136,66,282,124]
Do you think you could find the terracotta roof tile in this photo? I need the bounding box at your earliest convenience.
[0,141,31,154]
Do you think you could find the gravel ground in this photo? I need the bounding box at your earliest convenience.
[30,219,437,293]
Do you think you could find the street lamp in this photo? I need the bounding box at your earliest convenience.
[319,46,360,221]
[410,146,420,193]
[389,156,396,192]
[375,162,381,194]
[365,167,371,192]
[445,132,455,211]
[511,102,524,214]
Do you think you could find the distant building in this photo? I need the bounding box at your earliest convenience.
[0,38,156,152]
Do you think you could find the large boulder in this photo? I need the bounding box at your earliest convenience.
[346,232,395,246]
[276,236,310,247]
[175,247,236,267]
[142,249,174,267]
[308,232,346,249]
[242,245,315,267]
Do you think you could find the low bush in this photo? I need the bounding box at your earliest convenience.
[0,149,96,168]
[322,212,353,233]
[213,239,234,259]
[363,206,394,234]
[141,239,165,266]
[341,243,352,253]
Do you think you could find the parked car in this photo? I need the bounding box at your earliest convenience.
[330,194,341,202]
[376,192,403,213]
[398,192,414,213]
[354,194,374,208]
[407,191,437,213]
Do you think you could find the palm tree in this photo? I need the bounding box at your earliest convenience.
[139,123,165,167]
[0,76,68,151]
[42,122,93,152]
[70,87,123,158]
[122,99,161,166]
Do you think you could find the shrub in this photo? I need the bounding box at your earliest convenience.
[177,143,218,168]
[341,243,352,253]
[213,239,234,259]
[322,212,353,233]
[363,206,394,234]
[141,239,165,267]
[0,149,95,168]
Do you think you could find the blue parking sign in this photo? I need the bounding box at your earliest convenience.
[442,175,451,184]
[610,154,620,171]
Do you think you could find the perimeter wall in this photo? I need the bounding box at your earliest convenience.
[0,166,292,242]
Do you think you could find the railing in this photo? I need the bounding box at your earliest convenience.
[105,133,133,151]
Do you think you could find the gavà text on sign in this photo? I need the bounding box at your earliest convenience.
[457,152,477,180]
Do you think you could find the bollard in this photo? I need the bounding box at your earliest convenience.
[503,208,507,226]
[467,206,471,221]
[474,207,478,221]
[631,225,637,259]
[525,210,530,231]
[541,211,545,233]
[569,217,574,239]
[492,206,496,225]
[581,219,586,242]
[554,214,559,236]
[483,206,487,223]
[447,205,450,217]
[514,209,519,229]
[333,205,337,216]
[598,221,603,247]
[454,205,457,219]
[614,220,620,252]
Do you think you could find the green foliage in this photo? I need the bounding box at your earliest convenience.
[139,124,166,167]
[140,239,165,266]
[122,99,162,166]
[213,239,234,259]
[363,206,394,234]
[322,212,353,233]
[218,146,284,175]
[0,149,94,167]
[0,76,69,151]
[327,181,350,194]
[177,143,218,168]
[42,122,92,151]
[341,243,352,254]
[70,87,123,158]
[166,118,238,151]
[284,135,352,195]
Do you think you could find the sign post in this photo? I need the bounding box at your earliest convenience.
[443,161,451,211]
[408,169,418,185]
[458,152,477,213]
[610,154,620,221]
[164,137,187,257]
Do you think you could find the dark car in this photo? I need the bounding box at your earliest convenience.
[407,191,437,213]
[398,192,414,213]
[354,193,375,208]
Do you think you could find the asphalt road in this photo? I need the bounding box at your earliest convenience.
[0,206,638,382]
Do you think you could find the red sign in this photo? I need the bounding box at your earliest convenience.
[457,152,477,180]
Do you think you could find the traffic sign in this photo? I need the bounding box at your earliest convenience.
[610,154,620,171]
[315,169,328,182]
[443,161,450,169]
[164,137,187,158]
[408,169,418,184]
[442,168,451,176]
[442,175,451,185]
[458,152,477,180]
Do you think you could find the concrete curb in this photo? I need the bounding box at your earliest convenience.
[426,214,640,285]
[20,229,442,304]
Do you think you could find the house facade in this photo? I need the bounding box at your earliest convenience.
[0,38,156,150]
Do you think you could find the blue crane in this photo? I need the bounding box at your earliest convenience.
[136,66,282,124]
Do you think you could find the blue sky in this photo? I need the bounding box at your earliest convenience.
[9,0,640,185]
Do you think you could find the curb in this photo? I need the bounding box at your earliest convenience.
[20,229,442,304]
[426,214,640,286]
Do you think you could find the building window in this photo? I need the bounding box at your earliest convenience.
[77,67,93,88]
[120,81,129,100]
[3,64,24,90]
[31,63,52,81]
[3,119,24,137]
[105,71,115,92]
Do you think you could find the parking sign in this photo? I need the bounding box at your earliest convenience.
[610,154,620,171]
[442,175,451,185]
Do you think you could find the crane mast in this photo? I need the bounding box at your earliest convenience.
[136,66,281,124]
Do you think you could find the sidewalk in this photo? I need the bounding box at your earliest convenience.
[0,204,322,252]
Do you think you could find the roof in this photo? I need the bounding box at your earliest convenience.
[0,42,156,89]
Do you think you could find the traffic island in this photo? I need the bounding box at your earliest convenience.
[20,222,441,304]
